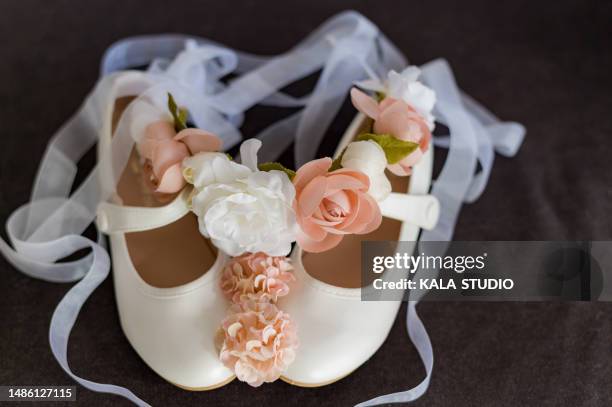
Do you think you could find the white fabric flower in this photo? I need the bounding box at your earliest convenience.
[356,66,436,130]
[341,140,391,201]
[185,139,298,257]
[183,152,251,189]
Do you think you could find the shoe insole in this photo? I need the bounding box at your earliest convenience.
[112,97,216,288]
[302,116,407,289]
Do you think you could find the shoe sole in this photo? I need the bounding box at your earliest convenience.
[279,369,354,388]
[168,374,236,391]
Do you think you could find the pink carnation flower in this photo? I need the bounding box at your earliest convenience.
[220,253,295,303]
[217,298,299,387]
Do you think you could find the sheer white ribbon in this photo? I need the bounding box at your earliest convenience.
[101,12,406,165]
[355,59,525,406]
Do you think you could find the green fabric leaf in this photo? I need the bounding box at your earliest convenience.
[258,162,296,180]
[167,92,187,132]
[329,147,346,171]
[357,133,419,164]
[178,107,188,128]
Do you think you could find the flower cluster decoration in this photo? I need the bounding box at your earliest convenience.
[177,65,435,255]
[144,66,435,386]
[217,253,298,386]
[220,253,295,303]
[217,296,298,387]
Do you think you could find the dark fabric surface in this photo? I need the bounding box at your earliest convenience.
[1,1,611,406]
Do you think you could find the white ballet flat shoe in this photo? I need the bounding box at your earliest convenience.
[279,112,439,386]
[96,96,235,390]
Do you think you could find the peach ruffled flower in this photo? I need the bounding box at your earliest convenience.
[138,120,222,194]
[351,88,431,176]
[217,298,298,387]
[293,158,382,253]
[220,253,295,303]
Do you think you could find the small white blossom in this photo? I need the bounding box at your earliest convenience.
[341,140,391,201]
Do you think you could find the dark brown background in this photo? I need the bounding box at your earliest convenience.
[1,1,611,406]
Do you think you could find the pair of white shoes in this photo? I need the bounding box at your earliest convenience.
[0,12,525,407]
[95,84,439,389]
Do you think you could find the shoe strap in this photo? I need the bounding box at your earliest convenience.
[379,193,440,230]
[96,188,191,234]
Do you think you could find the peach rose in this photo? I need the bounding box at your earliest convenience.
[138,120,222,194]
[217,298,298,387]
[293,158,382,253]
[351,88,431,176]
[220,253,295,303]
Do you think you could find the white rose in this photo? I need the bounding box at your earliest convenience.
[192,171,297,256]
[185,139,298,257]
[341,140,391,201]
[387,66,436,130]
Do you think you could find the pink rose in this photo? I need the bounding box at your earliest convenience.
[293,158,382,253]
[138,120,222,194]
[217,298,298,387]
[220,253,295,303]
[351,88,431,176]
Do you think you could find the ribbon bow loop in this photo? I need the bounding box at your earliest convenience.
[144,40,244,150]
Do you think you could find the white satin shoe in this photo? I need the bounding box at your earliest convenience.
[96,95,235,390]
[279,112,439,386]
